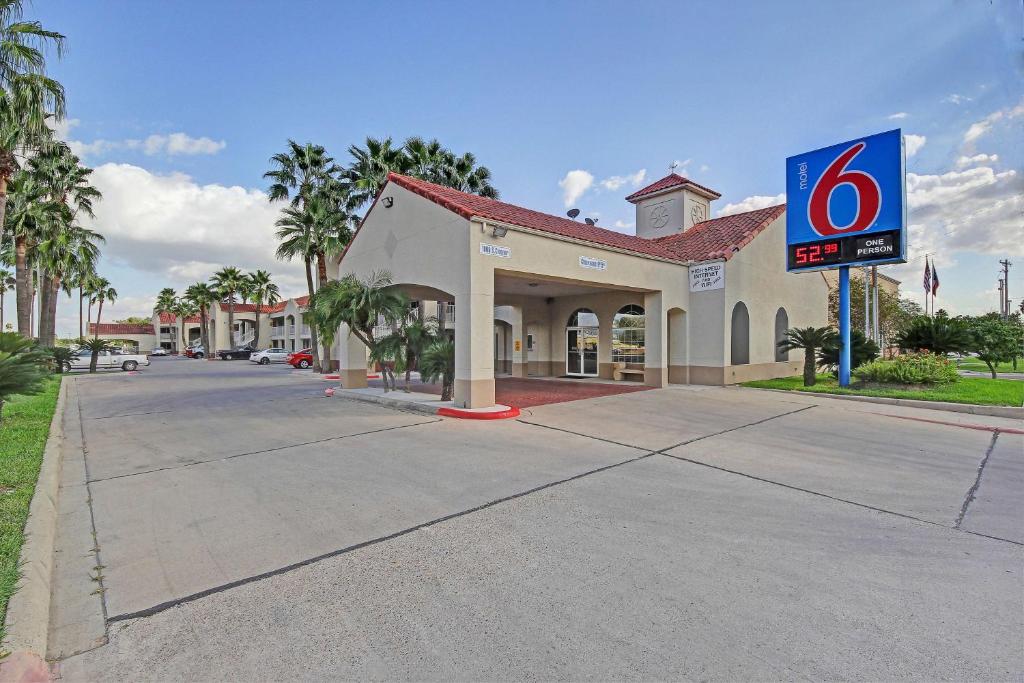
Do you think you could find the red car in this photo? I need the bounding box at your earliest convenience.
[287,348,313,369]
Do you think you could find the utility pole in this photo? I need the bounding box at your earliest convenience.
[863,267,871,340]
[999,259,1012,319]
[998,279,1006,317]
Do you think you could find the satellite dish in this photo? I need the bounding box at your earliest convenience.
[567,208,580,219]
[584,217,597,225]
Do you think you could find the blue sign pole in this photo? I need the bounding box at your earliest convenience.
[838,265,851,386]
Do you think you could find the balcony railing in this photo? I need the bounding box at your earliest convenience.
[287,325,296,336]
[300,325,311,336]
[271,328,284,339]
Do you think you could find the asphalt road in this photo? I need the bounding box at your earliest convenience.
[51,358,1023,680]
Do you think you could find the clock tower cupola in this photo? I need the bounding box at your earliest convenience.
[625,173,721,240]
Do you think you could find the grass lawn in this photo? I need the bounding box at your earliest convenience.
[742,373,1023,407]
[955,358,1021,374]
[0,377,61,640]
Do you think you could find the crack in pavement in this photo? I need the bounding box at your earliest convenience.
[955,430,1000,529]
[86,417,443,484]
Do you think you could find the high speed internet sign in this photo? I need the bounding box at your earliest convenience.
[785,129,907,271]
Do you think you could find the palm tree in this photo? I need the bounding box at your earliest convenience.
[245,270,278,349]
[153,287,177,351]
[0,266,13,329]
[89,277,115,372]
[0,1,66,90]
[3,169,52,336]
[344,136,408,209]
[308,271,409,391]
[777,326,838,387]
[171,297,197,352]
[419,338,455,402]
[210,266,245,349]
[36,221,102,346]
[184,282,216,356]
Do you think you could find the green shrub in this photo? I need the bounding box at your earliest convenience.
[853,352,959,385]
[895,316,970,354]
[0,332,50,422]
[818,329,880,373]
[45,346,75,374]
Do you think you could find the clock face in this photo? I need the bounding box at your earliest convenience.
[690,203,707,225]
[649,204,670,229]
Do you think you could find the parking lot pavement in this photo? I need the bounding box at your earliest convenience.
[59,455,1022,682]
[53,362,1024,680]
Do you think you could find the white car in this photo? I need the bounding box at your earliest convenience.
[150,347,169,356]
[249,347,291,365]
[64,350,151,372]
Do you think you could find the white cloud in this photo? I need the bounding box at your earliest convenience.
[963,98,1024,146]
[143,133,226,156]
[599,168,646,191]
[699,165,709,173]
[903,134,926,157]
[955,153,999,169]
[79,163,306,307]
[673,159,692,170]
[943,94,972,105]
[887,112,908,120]
[717,193,786,217]
[613,219,634,229]
[558,169,594,207]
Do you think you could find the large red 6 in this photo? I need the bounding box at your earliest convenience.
[808,142,881,236]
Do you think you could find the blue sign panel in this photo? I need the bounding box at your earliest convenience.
[785,129,907,271]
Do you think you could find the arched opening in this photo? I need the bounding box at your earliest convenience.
[612,304,645,367]
[286,314,296,351]
[774,307,789,362]
[494,319,513,375]
[566,308,599,376]
[731,302,750,365]
[668,307,687,383]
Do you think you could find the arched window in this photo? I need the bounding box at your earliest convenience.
[731,302,750,365]
[612,304,645,364]
[567,308,599,327]
[774,308,789,362]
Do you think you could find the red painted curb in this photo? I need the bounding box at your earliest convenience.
[437,406,521,420]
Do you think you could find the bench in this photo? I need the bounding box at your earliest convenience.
[612,362,645,381]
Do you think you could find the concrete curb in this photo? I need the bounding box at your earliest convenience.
[754,386,1023,419]
[1,378,69,670]
[332,388,441,417]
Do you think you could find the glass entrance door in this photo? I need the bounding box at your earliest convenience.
[566,327,599,376]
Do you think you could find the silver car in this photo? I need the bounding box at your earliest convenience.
[248,347,292,365]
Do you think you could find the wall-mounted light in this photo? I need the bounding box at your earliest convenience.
[490,224,508,238]
[383,196,394,208]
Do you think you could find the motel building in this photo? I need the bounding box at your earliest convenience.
[335,171,830,409]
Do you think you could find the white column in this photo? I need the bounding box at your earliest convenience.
[509,304,528,377]
[454,262,495,408]
[337,323,368,388]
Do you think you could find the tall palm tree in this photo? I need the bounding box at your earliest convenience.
[3,169,52,336]
[0,0,67,242]
[69,266,97,340]
[0,266,13,329]
[184,282,216,356]
[153,286,177,351]
[36,222,102,346]
[309,271,408,391]
[777,326,838,387]
[89,277,115,372]
[210,266,245,349]
[245,270,278,349]
[171,297,197,352]
[344,136,409,209]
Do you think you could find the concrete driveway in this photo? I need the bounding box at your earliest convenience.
[50,358,1023,680]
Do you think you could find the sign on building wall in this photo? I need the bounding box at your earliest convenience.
[785,129,907,272]
[579,256,607,271]
[689,263,725,292]
[480,243,511,258]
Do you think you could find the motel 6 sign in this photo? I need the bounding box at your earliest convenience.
[785,129,907,272]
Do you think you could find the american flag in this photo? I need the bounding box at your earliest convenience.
[931,262,939,296]
[923,257,932,295]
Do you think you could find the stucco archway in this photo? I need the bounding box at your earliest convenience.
[731,302,750,366]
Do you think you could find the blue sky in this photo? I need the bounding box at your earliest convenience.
[11,1,1023,333]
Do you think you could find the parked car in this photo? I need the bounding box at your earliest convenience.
[150,347,169,356]
[287,348,313,369]
[218,345,254,360]
[249,347,291,365]
[63,350,151,372]
[185,345,205,359]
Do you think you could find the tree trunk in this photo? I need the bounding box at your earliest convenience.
[14,236,31,337]
[304,258,322,373]
[79,287,84,340]
[44,275,60,347]
[315,252,332,372]
[199,307,210,357]
[91,298,104,372]
[227,299,234,350]
[253,305,261,348]
[37,272,50,346]
[804,348,816,386]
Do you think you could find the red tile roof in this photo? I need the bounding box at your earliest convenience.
[157,312,201,324]
[89,323,155,335]
[624,173,721,202]
[382,173,781,264]
[655,205,787,261]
